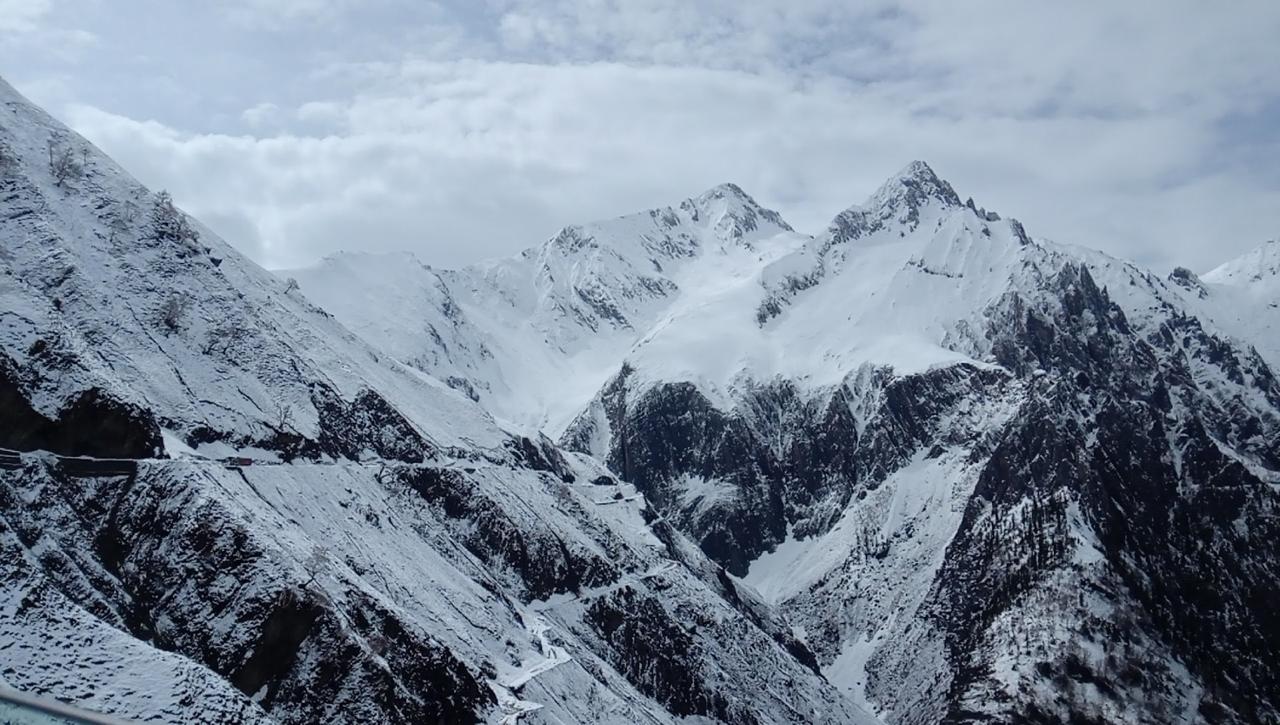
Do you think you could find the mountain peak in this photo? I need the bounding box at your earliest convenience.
[683,181,794,238]
[866,160,961,212]
[823,161,962,246]
[696,181,752,202]
[900,159,941,181]
[690,181,770,216]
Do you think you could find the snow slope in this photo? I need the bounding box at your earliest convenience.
[1194,239,1280,368]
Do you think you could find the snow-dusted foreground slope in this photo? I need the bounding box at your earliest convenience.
[0,77,875,724]
[296,159,1280,721]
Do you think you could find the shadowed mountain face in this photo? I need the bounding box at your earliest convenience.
[4,71,1280,724]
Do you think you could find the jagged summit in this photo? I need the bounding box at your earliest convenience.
[821,160,963,246]
[866,160,962,213]
[694,181,754,204]
[523,181,797,268]
[680,181,794,241]
[687,181,794,233]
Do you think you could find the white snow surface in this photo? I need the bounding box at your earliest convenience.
[1196,239,1280,369]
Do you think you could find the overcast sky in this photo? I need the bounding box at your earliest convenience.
[3,1,1278,273]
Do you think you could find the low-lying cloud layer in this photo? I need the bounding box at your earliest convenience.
[4,1,1278,272]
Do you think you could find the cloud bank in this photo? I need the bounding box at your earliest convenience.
[4,0,1278,272]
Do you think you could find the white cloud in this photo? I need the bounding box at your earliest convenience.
[240,102,281,128]
[0,0,52,33]
[295,100,345,125]
[0,0,95,63]
[223,0,363,29]
[38,1,1280,275]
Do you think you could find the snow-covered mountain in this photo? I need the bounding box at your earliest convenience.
[293,162,1280,721]
[287,162,1038,432]
[289,180,803,433]
[5,66,1279,724]
[0,77,875,724]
